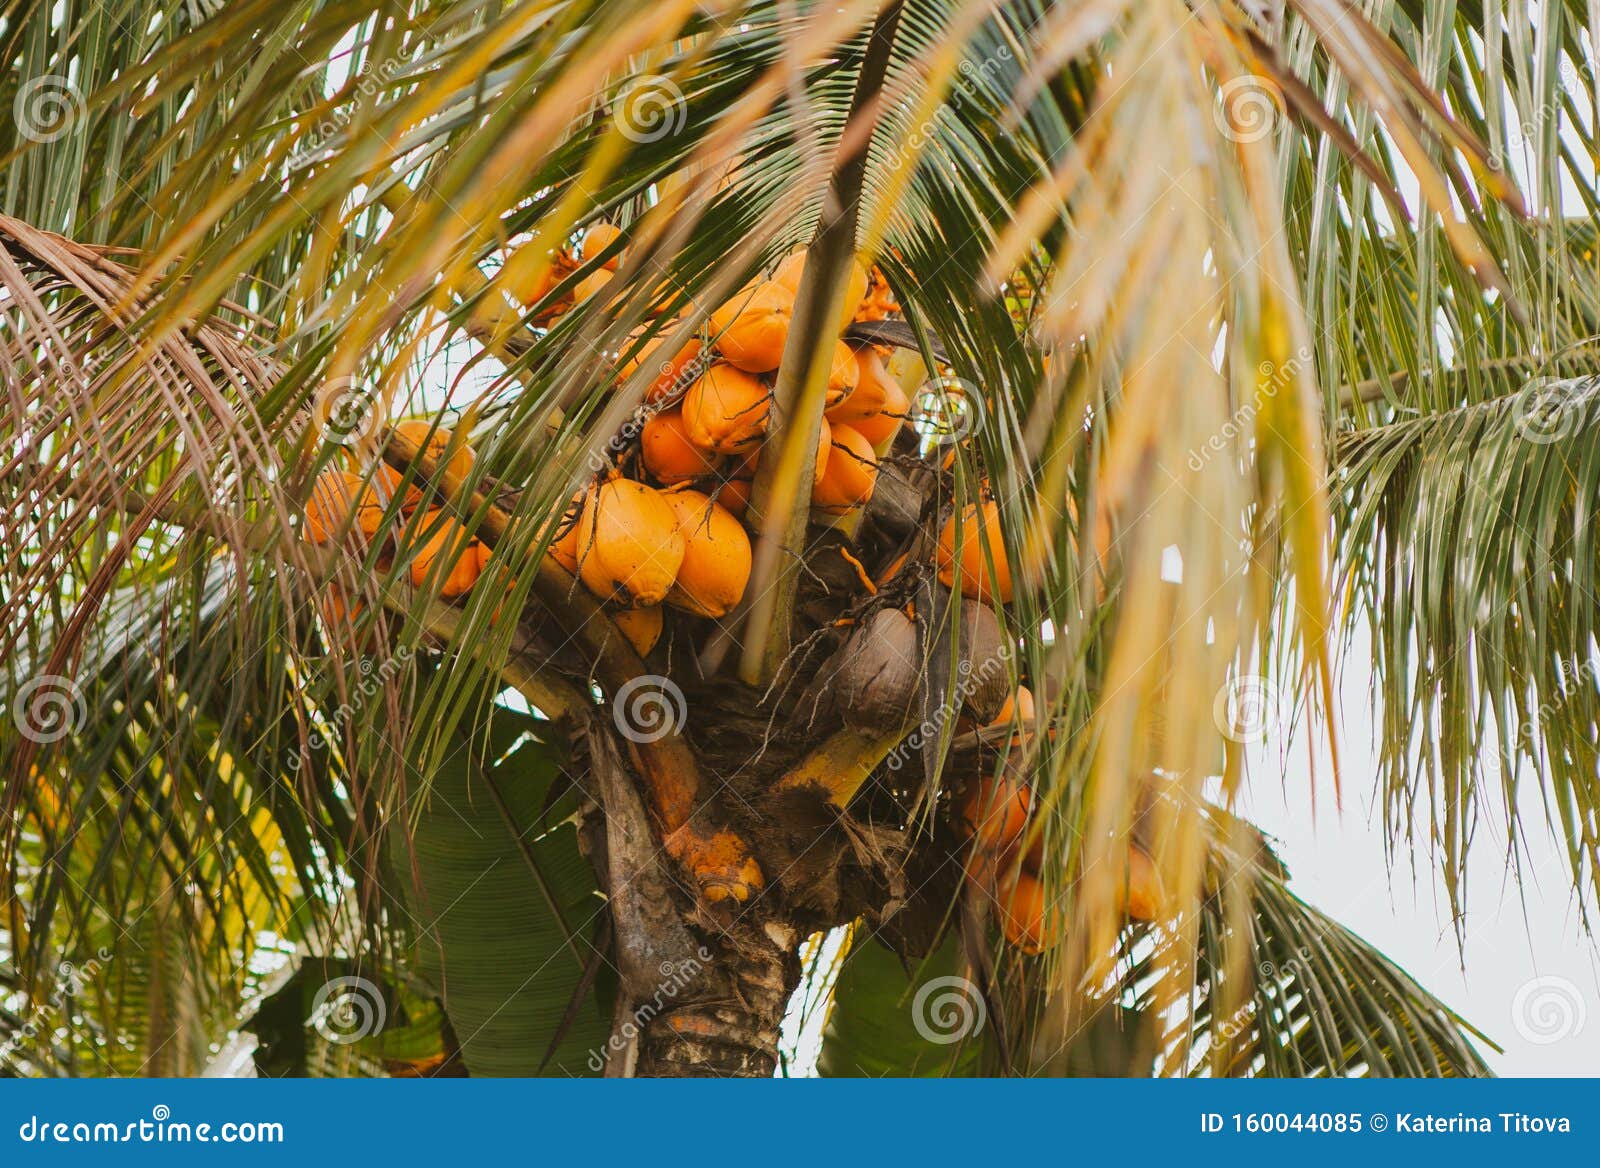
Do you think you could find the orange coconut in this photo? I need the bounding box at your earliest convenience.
[854,265,899,322]
[661,489,753,619]
[642,408,724,484]
[392,419,475,503]
[825,340,859,407]
[714,477,753,519]
[811,422,878,512]
[937,499,1013,604]
[1120,847,1165,922]
[813,415,833,483]
[990,685,1036,730]
[709,281,792,373]
[681,364,772,454]
[621,330,703,404]
[826,345,898,425]
[611,604,664,657]
[997,870,1065,954]
[544,489,588,573]
[576,477,686,606]
[305,470,387,543]
[771,253,870,334]
[848,374,910,447]
[957,776,1031,858]
[407,512,483,599]
[574,268,614,304]
[580,222,623,272]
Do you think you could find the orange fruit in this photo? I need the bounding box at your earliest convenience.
[392,420,475,504]
[825,340,859,407]
[990,685,1035,730]
[714,477,752,519]
[611,604,664,657]
[937,500,1012,604]
[1119,847,1165,922]
[681,364,771,454]
[576,478,686,606]
[729,448,761,480]
[641,408,724,484]
[771,253,870,333]
[621,331,703,404]
[545,490,587,573]
[813,415,832,483]
[580,222,623,272]
[574,268,613,304]
[709,280,793,373]
[849,373,910,447]
[956,776,1030,858]
[997,870,1065,954]
[407,511,483,599]
[305,471,386,543]
[811,422,878,512]
[826,346,898,424]
[661,489,753,618]
[854,265,899,322]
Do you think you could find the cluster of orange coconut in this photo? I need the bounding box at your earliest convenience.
[302,420,490,622]
[524,228,911,654]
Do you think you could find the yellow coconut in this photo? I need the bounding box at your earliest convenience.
[681,364,772,454]
[936,499,1016,604]
[576,477,687,606]
[661,489,753,618]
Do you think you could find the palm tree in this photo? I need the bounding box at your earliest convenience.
[1,0,1590,1077]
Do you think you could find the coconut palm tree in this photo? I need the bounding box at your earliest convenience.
[1,0,1592,1077]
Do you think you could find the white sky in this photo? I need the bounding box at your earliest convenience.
[1239,623,1599,1076]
